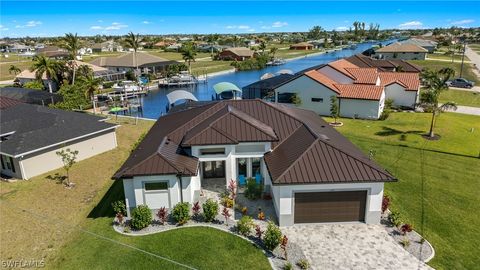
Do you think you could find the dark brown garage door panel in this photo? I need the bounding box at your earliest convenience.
[294,191,367,223]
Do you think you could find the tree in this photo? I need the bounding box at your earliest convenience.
[417,68,457,138]
[330,95,340,124]
[30,55,63,93]
[62,33,81,85]
[78,68,103,113]
[180,42,197,72]
[56,148,79,187]
[9,65,21,75]
[259,41,267,54]
[269,47,278,59]
[307,26,324,40]
[23,80,44,90]
[125,32,141,78]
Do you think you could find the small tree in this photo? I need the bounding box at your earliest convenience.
[55,148,79,187]
[330,95,340,124]
[255,224,264,239]
[157,207,168,225]
[281,235,289,260]
[222,207,231,226]
[192,201,201,219]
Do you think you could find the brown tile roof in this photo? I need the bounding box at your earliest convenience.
[345,68,379,84]
[376,43,428,53]
[114,100,395,184]
[0,96,23,110]
[304,70,340,93]
[90,52,176,68]
[223,47,254,57]
[334,84,384,100]
[345,54,422,73]
[327,59,359,79]
[379,72,420,91]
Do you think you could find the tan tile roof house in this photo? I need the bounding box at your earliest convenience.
[217,47,254,61]
[115,99,395,226]
[374,43,428,60]
[89,52,177,73]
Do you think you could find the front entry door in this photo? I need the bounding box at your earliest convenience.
[202,161,226,179]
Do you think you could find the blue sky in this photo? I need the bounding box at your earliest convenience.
[0,1,478,37]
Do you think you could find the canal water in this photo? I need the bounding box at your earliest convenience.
[141,40,394,119]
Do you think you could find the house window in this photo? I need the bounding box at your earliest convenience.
[144,182,169,191]
[0,155,15,173]
[277,93,295,104]
[200,148,225,155]
[252,158,262,177]
[237,158,247,178]
[311,98,323,103]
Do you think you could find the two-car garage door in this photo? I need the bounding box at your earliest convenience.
[294,191,367,223]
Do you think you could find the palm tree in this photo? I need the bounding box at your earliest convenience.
[259,41,267,55]
[181,43,197,72]
[417,68,457,138]
[270,47,278,60]
[8,65,21,75]
[62,33,81,84]
[125,32,141,78]
[30,55,62,93]
[78,70,103,114]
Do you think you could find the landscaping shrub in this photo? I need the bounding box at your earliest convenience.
[236,216,254,236]
[192,201,201,218]
[263,221,282,251]
[222,207,231,225]
[400,223,413,235]
[245,178,263,200]
[111,200,126,215]
[131,205,152,230]
[171,202,190,225]
[379,109,391,120]
[385,98,394,109]
[381,195,390,213]
[103,81,114,89]
[23,80,44,90]
[221,196,234,208]
[156,207,168,225]
[281,235,288,260]
[297,259,310,269]
[255,225,264,239]
[400,238,410,247]
[202,199,219,222]
[389,210,402,227]
[283,262,293,270]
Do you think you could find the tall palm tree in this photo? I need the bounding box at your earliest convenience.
[417,67,457,138]
[62,33,81,84]
[8,65,21,75]
[79,70,103,114]
[181,43,197,72]
[30,55,62,93]
[259,41,267,55]
[125,32,141,78]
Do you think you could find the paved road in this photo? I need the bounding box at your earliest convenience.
[449,86,480,92]
[445,105,480,116]
[283,224,433,270]
[466,45,480,70]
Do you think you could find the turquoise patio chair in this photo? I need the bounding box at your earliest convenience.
[255,173,262,184]
[238,175,246,186]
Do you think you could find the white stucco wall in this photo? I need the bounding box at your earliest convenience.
[271,182,384,226]
[339,91,385,119]
[275,75,338,116]
[317,66,354,84]
[16,130,117,180]
[384,83,418,108]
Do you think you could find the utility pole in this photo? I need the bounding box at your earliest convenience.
[459,37,467,78]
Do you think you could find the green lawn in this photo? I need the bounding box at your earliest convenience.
[324,112,480,270]
[411,59,479,84]
[427,53,468,61]
[0,60,33,81]
[439,89,480,107]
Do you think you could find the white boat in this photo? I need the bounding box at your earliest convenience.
[266,58,286,66]
[112,81,142,94]
[159,71,198,87]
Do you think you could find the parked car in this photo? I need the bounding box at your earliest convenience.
[446,78,475,89]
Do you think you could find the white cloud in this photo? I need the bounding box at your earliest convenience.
[142,21,151,24]
[15,20,42,28]
[261,25,270,30]
[238,25,250,30]
[0,25,8,31]
[271,21,288,28]
[336,26,348,31]
[398,21,423,29]
[247,28,256,32]
[91,22,128,31]
[226,25,236,29]
[90,26,103,30]
[225,25,252,31]
[451,19,474,25]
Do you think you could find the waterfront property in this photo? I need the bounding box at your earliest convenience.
[290,42,314,50]
[398,38,438,53]
[217,47,254,61]
[0,87,62,106]
[346,54,422,73]
[0,98,118,180]
[114,99,395,226]
[374,43,428,60]
[89,51,177,75]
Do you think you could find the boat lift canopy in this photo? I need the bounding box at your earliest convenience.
[213,82,242,95]
[166,90,198,105]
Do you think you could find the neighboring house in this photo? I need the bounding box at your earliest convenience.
[37,46,70,59]
[114,99,396,226]
[91,41,123,53]
[269,58,420,118]
[399,38,438,53]
[242,74,295,99]
[374,43,428,60]
[0,98,118,180]
[217,47,254,61]
[8,43,33,53]
[90,52,177,74]
[0,87,62,106]
[290,42,314,50]
[346,54,422,73]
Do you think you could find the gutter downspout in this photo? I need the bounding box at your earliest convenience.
[176,173,184,203]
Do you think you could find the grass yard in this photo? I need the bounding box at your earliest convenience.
[439,89,480,107]
[427,53,468,62]
[324,112,480,270]
[411,59,479,84]
[0,60,33,81]
[468,44,480,53]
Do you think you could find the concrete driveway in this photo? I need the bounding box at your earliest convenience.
[283,224,433,270]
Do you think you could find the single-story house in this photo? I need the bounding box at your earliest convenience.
[0,87,62,106]
[290,42,314,50]
[0,98,118,180]
[242,74,295,99]
[269,59,420,118]
[91,41,123,53]
[89,52,177,74]
[346,54,422,73]
[113,99,396,226]
[374,43,428,60]
[399,38,438,53]
[37,46,70,59]
[217,47,254,61]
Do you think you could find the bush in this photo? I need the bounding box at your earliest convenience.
[245,178,263,200]
[131,205,152,230]
[50,84,89,110]
[23,80,44,90]
[297,259,310,269]
[263,221,282,251]
[103,81,114,88]
[236,216,254,236]
[400,238,410,247]
[112,200,126,215]
[202,199,219,222]
[157,207,168,225]
[400,223,413,235]
[381,195,390,213]
[389,210,402,227]
[221,196,234,208]
[384,98,394,109]
[379,109,391,120]
[171,202,190,225]
[283,262,293,270]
